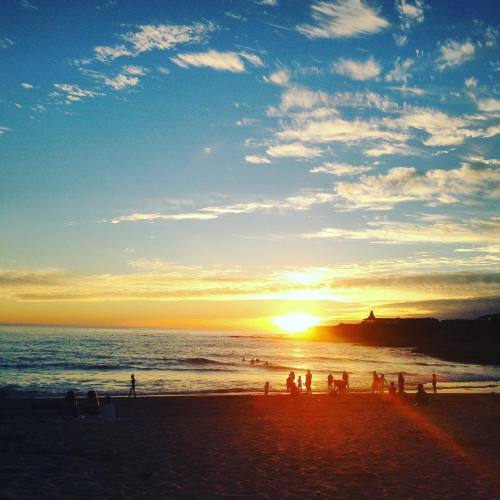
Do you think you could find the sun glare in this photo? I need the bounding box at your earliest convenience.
[273,312,321,334]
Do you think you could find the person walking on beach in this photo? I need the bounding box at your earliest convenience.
[379,374,388,394]
[264,381,269,396]
[129,373,136,398]
[342,371,349,390]
[297,375,303,392]
[305,370,312,393]
[372,371,379,393]
[327,373,333,391]
[398,372,405,393]
[432,373,437,395]
[286,372,292,392]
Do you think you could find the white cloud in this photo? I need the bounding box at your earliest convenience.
[466,155,500,166]
[395,0,426,45]
[303,217,500,246]
[94,22,215,61]
[171,50,262,73]
[103,74,140,90]
[236,118,258,126]
[385,57,413,84]
[332,164,500,210]
[276,117,407,145]
[256,0,278,5]
[266,143,323,158]
[297,0,389,39]
[333,57,381,80]
[310,162,372,176]
[122,65,146,76]
[476,98,500,113]
[464,77,478,89]
[0,127,11,136]
[436,40,475,70]
[383,107,497,147]
[20,82,33,89]
[94,45,133,61]
[245,155,271,164]
[364,142,415,157]
[53,83,103,103]
[264,69,290,86]
[110,191,334,224]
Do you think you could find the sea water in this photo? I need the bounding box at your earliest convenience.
[1,325,499,397]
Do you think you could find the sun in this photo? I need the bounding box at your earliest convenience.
[273,312,321,334]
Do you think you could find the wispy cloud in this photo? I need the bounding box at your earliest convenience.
[53,83,103,104]
[266,142,323,158]
[245,155,271,164]
[297,0,389,39]
[330,164,500,210]
[302,216,500,246]
[0,38,14,49]
[264,69,291,86]
[394,0,426,46]
[19,0,38,10]
[20,82,33,89]
[94,22,215,62]
[171,50,263,72]
[436,39,475,70]
[310,162,372,176]
[333,57,381,80]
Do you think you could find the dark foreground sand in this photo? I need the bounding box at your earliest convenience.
[1,394,499,499]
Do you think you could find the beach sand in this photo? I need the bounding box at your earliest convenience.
[1,393,499,499]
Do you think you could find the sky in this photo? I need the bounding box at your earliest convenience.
[0,0,499,330]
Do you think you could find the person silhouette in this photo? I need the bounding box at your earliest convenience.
[264,381,269,396]
[372,371,379,393]
[305,370,312,393]
[297,375,303,392]
[432,373,437,395]
[327,373,333,391]
[415,384,429,406]
[389,382,397,396]
[129,374,136,398]
[379,374,388,394]
[398,372,405,393]
[342,371,349,389]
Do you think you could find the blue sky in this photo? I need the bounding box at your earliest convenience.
[0,0,499,328]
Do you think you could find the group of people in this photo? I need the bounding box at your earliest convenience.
[60,389,117,420]
[284,369,313,395]
[263,369,438,405]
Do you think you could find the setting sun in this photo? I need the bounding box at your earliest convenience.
[273,312,321,334]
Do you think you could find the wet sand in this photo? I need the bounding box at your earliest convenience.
[1,393,499,499]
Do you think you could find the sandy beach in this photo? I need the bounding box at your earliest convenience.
[1,393,499,499]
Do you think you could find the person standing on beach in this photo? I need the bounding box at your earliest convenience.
[297,376,303,392]
[264,381,269,396]
[342,371,349,390]
[372,371,379,393]
[327,373,333,391]
[129,373,136,398]
[432,373,437,395]
[305,370,312,393]
[398,372,405,393]
[379,374,388,394]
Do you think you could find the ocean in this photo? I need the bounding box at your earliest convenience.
[1,325,499,397]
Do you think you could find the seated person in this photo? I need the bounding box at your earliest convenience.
[84,390,101,415]
[415,384,429,406]
[101,396,116,421]
[389,382,397,396]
